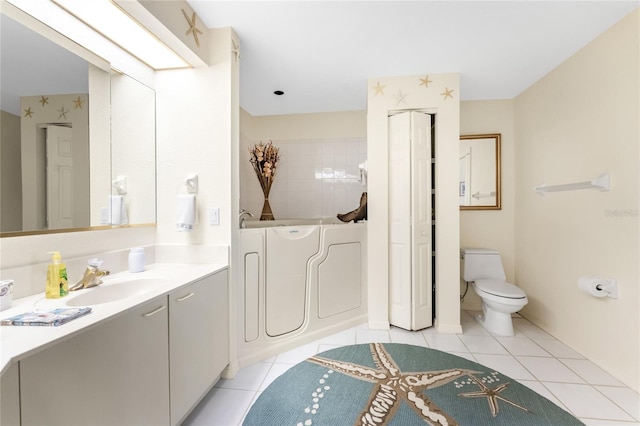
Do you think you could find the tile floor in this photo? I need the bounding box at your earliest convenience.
[184,311,640,426]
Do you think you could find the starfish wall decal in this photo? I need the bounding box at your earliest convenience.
[182,8,203,47]
[419,75,433,88]
[57,106,68,120]
[74,96,85,109]
[39,96,49,107]
[307,343,482,425]
[392,89,408,106]
[24,107,34,118]
[372,81,386,96]
[441,87,454,100]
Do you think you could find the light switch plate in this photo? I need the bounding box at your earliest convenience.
[209,208,220,225]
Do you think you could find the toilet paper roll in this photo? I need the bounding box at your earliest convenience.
[578,276,609,298]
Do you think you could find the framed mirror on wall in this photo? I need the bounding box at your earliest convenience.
[459,133,501,210]
[0,7,157,237]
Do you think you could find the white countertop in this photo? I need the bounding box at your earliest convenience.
[0,262,227,377]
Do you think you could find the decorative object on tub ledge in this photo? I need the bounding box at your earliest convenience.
[249,140,280,220]
[1,307,92,327]
[337,192,367,223]
[243,343,584,426]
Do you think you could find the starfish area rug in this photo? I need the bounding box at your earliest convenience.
[243,343,584,426]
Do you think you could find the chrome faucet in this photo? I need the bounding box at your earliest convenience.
[70,259,110,291]
[239,209,254,229]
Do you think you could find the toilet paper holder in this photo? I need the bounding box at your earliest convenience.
[578,276,618,299]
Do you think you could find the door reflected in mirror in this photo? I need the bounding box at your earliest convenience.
[459,134,501,210]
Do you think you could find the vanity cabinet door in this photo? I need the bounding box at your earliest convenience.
[20,296,170,426]
[0,362,20,426]
[169,269,229,425]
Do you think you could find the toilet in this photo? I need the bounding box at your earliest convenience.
[460,248,528,336]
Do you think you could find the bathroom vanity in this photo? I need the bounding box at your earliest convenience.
[0,263,228,426]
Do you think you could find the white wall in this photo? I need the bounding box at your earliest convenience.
[514,9,639,391]
[459,100,515,310]
[367,73,461,333]
[155,27,238,248]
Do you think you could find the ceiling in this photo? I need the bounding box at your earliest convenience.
[186,1,638,117]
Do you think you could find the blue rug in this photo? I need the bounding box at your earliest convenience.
[244,343,584,425]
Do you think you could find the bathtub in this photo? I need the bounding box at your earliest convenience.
[237,219,367,366]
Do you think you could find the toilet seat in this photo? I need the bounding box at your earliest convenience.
[474,279,526,299]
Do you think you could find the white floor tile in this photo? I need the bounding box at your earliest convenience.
[460,318,491,336]
[472,354,536,381]
[533,338,585,359]
[316,343,342,354]
[274,342,322,364]
[516,356,586,383]
[259,363,296,391]
[183,387,255,426]
[424,333,468,353]
[543,382,635,421]
[355,329,391,344]
[216,361,273,391]
[450,351,477,362]
[513,321,555,339]
[518,380,565,408]
[459,334,509,354]
[595,385,640,420]
[495,336,552,357]
[315,328,356,346]
[561,359,626,386]
[581,419,640,425]
[389,326,429,346]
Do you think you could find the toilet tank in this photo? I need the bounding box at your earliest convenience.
[460,248,506,282]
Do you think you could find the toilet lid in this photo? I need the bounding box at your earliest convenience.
[474,279,526,299]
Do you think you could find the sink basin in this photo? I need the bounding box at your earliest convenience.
[66,276,168,307]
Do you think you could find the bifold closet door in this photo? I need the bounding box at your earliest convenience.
[388,111,433,331]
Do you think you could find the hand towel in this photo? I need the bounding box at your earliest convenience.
[110,195,129,225]
[176,194,196,232]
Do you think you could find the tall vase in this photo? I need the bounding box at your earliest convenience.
[260,185,274,220]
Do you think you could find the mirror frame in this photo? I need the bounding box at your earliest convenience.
[459,133,501,211]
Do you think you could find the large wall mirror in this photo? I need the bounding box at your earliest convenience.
[459,133,501,210]
[0,9,156,236]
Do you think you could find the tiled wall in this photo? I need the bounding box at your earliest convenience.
[240,137,367,219]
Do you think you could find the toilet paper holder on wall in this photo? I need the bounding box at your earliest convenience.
[578,276,618,299]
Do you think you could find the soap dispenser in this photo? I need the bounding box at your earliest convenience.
[45,251,68,299]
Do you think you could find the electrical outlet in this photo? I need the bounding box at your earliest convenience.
[209,208,220,225]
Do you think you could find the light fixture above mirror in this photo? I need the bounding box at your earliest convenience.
[52,0,190,70]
